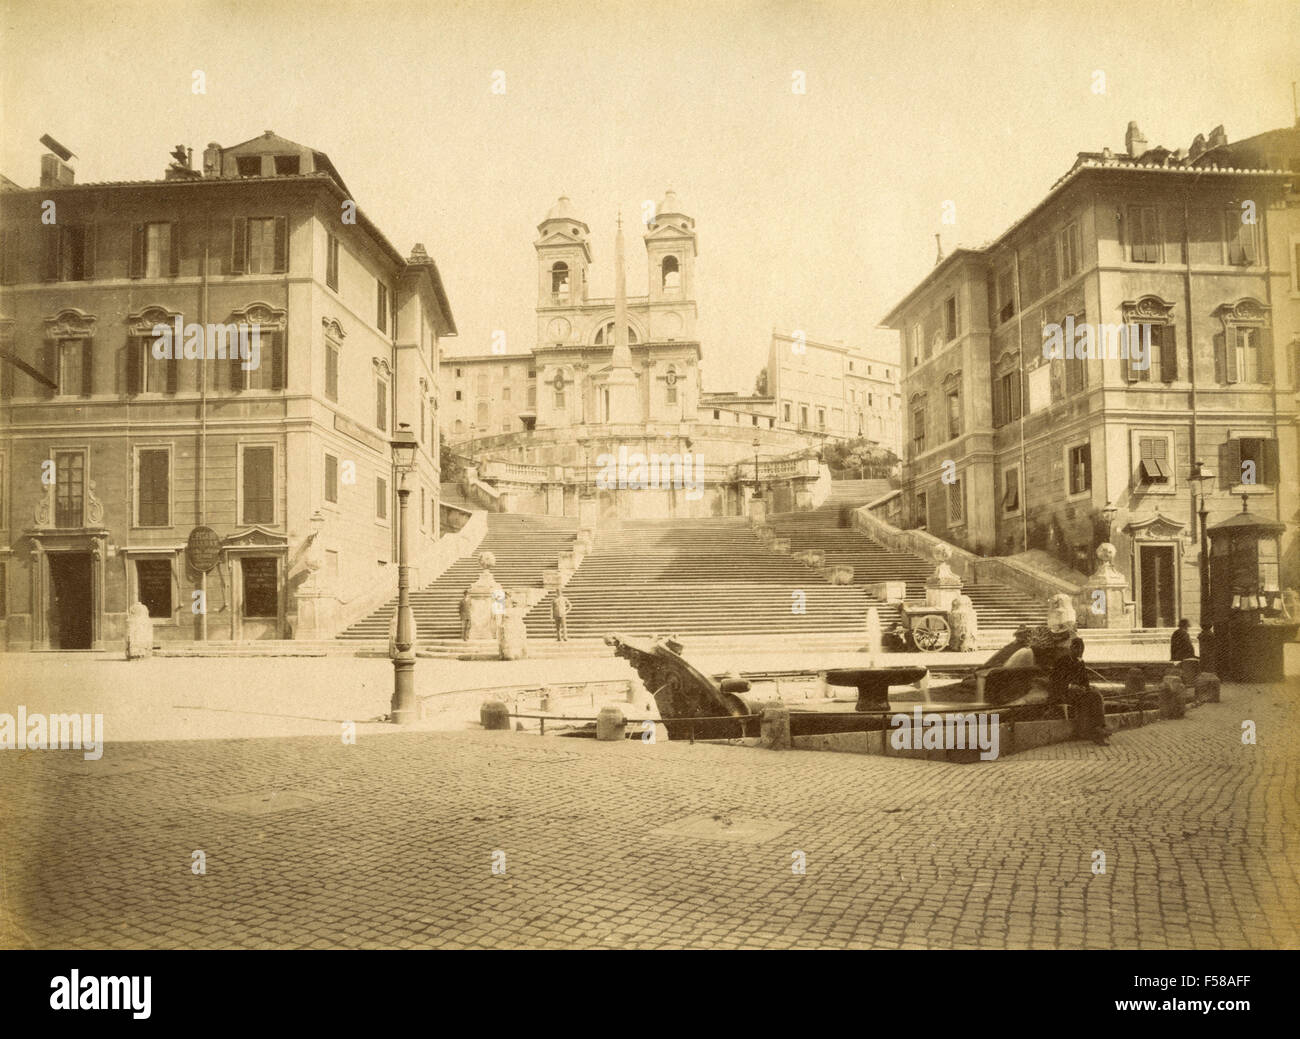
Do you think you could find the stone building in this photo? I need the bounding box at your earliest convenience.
[0,131,455,648]
[767,330,901,452]
[882,121,1298,629]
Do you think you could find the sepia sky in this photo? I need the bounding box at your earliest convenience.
[3,0,1297,391]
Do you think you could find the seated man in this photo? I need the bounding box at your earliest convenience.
[1170,618,1197,661]
[1050,636,1109,746]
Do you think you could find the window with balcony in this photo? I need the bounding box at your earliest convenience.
[54,450,85,528]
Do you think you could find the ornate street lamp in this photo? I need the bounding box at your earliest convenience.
[751,437,762,499]
[390,422,419,724]
[1191,460,1215,670]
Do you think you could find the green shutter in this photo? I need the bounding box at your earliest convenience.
[1257,327,1274,384]
[130,224,145,278]
[1262,439,1280,486]
[169,223,180,276]
[231,218,247,274]
[81,340,93,396]
[42,225,60,281]
[82,223,95,280]
[273,216,288,273]
[126,338,142,395]
[270,332,285,390]
[1219,439,1241,490]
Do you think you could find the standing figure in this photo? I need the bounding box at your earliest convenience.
[459,588,472,641]
[552,591,572,642]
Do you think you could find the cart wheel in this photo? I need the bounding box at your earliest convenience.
[911,614,951,652]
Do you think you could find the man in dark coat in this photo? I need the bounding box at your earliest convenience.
[1050,636,1109,745]
[1170,618,1197,661]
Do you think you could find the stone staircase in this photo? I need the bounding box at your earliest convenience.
[765,489,1047,632]
[337,511,577,642]
[524,517,880,640]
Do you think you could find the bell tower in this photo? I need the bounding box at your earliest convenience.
[644,189,696,303]
[535,196,591,331]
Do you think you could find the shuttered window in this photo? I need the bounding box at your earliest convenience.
[1225,207,1258,266]
[137,448,170,526]
[231,217,287,274]
[241,446,274,525]
[1128,206,1160,263]
[325,341,339,401]
[325,453,338,504]
[376,476,388,520]
[376,377,388,431]
[326,233,339,291]
[377,282,388,333]
[1068,443,1091,495]
[1138,438,1171,485]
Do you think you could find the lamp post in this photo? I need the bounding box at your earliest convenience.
[751,437,761,499]
[1100,501,1118,544]
[390,422,418,724]
[1191,460,1215,670]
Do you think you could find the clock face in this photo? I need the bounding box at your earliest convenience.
[547,317,571,340]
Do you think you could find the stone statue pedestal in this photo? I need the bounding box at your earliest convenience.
[125,602,153,659]
[466,552,504,640]
[578,499,598,530]
[925,547,963,612]
[1081,542,1131,629]
[749,497,766,527]
[499,594,528,660]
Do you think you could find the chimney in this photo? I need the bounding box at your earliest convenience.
[934,232,944,266]
[38,133,75,187]
[40,152,75,187]
[1125,121,1148,157]
[203,142,222,178]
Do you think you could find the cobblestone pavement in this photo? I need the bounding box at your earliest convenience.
[1,681,1297,950]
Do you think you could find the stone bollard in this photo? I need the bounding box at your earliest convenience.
[125,602,154,660]
[480,700,511,730]
[1179,657,1200,685]
[1195,673,1221,704]
[1124,668,1147,698]
[1159,674,1186,719]
[596,705,626,741]
[760,704,792,750]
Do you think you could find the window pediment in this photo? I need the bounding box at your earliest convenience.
[126,306,182,338]
[45,308,96,339]
[230,301,287,331]
[994,350,1020,376]
[1213,297,1268,325]
[322,316,347,341]
[1121,294,1176,323]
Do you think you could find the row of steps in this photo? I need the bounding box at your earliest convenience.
[338,511,576,641]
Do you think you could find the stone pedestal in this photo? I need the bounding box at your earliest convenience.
[578,498,598,531]
[499,593,528,660]
[925,546,963,612]
[794,488,814,510]
[760,704,792,749]
[947,594,979,651]
[749,497,767,527]
[596,705,626,741]
[125,602,153,659]
[1081,543,1131,629]
[466,552,504,640]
